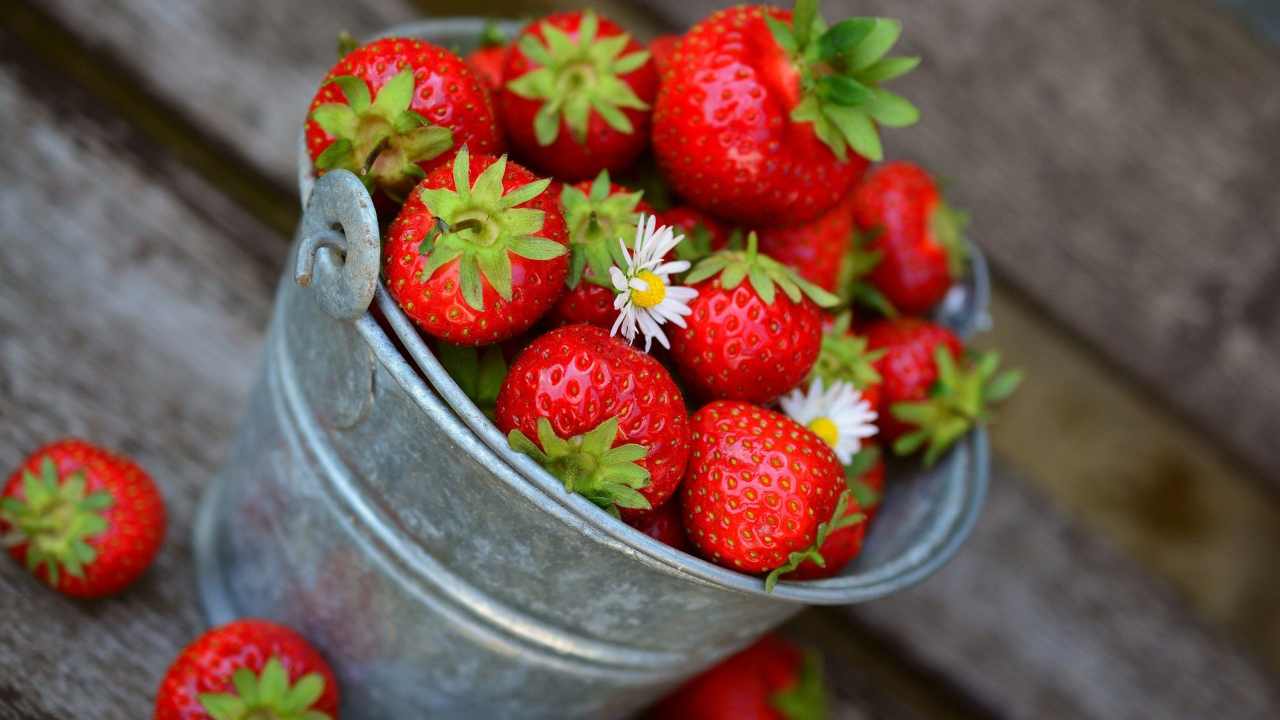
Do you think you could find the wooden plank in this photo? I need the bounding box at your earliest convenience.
[0,41,280,720]
[637,0,1280,487]
[848,461,1280,720]
[0,30,900,720]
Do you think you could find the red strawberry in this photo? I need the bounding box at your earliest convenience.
[155,619,339,720]
[648,634,827,720]
[671,234,836,405]
[1,439,165,598]
[809,312,885,414]
[865,318,1020,464]
[756,195,855,293]
[852,161,969,314]
[501,11,658,180]
[384,148,569,346]
[306,37,504,203]
[625,499,690,551]
[653,4,918,226]
[649,34,680,77]
[787,446,881,580]
[546,171,653,329]
[497,324,691,516]
[681,401,857,590]
[659,206,730,264]
[465,22,509,92]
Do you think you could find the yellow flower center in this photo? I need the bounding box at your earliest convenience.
[808,417,840,449]
[630,270,667,309]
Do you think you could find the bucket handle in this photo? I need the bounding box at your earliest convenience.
[294,170,381,320]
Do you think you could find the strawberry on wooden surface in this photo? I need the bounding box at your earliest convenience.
[1,439,165,598]
[306,38,503,203]
[501,10,658,180]
[853,161,969,314]
[383,148,569,346]
[670,234,837,405]
[546,170,653,329]
[497,324,691,517]
[155,619,339,720]
[653,1,919,226]
[648,634,828,719]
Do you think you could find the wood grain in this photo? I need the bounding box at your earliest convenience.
[849,461,1280,720]
[641,0,1280,488]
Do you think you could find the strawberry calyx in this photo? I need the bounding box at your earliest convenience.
[845,445,881,508]
[561,170,645,288]
[197,657,331,720]
[764,489,864,592]
[771,649,829,720]
[417,147,567,311]
[836,230,898,317]
[0,457,113,587]
[435,342,508,419]
[311,67,455,201]
[478,20,507,48]
[506,10,651,146]
[930,199,970,280]
[767,0,920,162]
[685,232,839,308]
[891,348,1023,466]
[508,416,652,517]
[810,312,885,390]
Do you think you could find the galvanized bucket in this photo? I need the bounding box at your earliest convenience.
[193,18,991,720]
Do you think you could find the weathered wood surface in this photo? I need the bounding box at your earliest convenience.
[641,0,1280,489]
[849,462,1280,720]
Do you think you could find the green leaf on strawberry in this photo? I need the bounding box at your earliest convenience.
[311,67,454,201]
[198,657,332,720]
[771,649,829,720]
[0,457,114,587]
[560,170,645,288]
[930,199,971,280]
[845,446,881,508]
[505,10,651,145]
[685,232,839,308]
[764,489,864,592]
[810,311,885,390]
[417,147,565,312]
[508,416,651,518]
[436,343,508,419]
[891,348,1023,466]
[766,3,920,161]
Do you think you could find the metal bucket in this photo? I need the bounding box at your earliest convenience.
[193,18,991,720]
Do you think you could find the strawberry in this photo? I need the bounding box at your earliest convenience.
[681,401,859,590]
[465,22,509,93]
[653,3,919,226]
[384,148,569,346]
[756,195,855,293]
[501,11,658,180]
[786,446,881,580]
[808,312,885,414]
[1,439,165,598]
[671,234,836,405]
[306,37,504,203]
[546,171,652,329]
[659,206,730,265]
[497,324,691,517]
[625,499,690,551]
[649,34,680,77]
[648,634,827,720]
[864,318,1021,464]
[852,161,969,314]
[155,619,339,720]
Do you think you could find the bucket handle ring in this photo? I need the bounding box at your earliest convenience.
[294,170,381,320]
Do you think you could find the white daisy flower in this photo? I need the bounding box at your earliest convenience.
[608,214,699,352]
[779,378,879,464]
